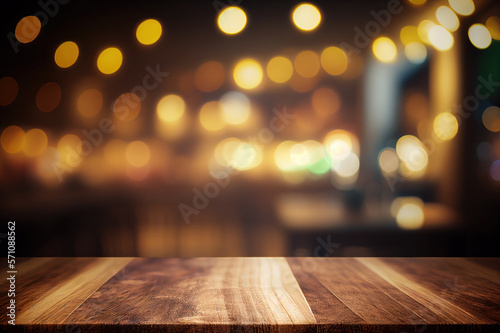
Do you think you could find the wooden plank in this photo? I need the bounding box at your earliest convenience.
[65,258,316,331]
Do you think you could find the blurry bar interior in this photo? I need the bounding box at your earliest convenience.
[0,0,499,257]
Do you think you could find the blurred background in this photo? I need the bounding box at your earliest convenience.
[0,0,499,257]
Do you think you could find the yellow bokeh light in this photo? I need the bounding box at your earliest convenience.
[199,101,225,131]
[136,19,162,45]
[77,88,103,117]
[217,6,247,35]
[448,0,474,16]
[292,3,321,31]
[320,46,348,76]
[294,50,320,78]
[428,25,454,51]
[113,93,141,122]
[407,0,427,5]
[324,130,358,163]
[220,91,251,125]
[396,135,428,173]
[391,197,425,230]
[433,112,459,141]
[482,106,500,132]
[1,126,25,154]
[378,148,399,173]
[372,37,397,63]
[468,24,492,49]
[266,56,293,83]
[126,141,150,167]
[233,58,263,90]
[418,20,437,44]
[157,94,185,123]
[436,6,459,32]
[0,76,18,107]
[311,87,341,117]
[15,16,41,43]
[194,61,225,92]
[215,137,241,166]
[230,142,262,170]
[23,129,48,157]
[486,17,500,40]
[333,152,360,178]
[405,42,427,64]
[57,134,82,167]
[275,140,299,171]
[54,41,79,68]
[400,26,420,45]
[97,47,123,75]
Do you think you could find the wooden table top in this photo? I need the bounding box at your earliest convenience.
[1,257,499,332]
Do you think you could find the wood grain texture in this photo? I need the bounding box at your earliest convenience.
[1,257,499,332]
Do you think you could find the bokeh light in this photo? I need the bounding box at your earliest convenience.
[126,141,150,167]
[333,152,359,178]
[405,42,427,64]
[1,126,25,154]
[113,93,141,121]
[486,17,500,40]
[230,142,262,170]
[57,134,82,167]
[194,61,225,92]
[468,24,492,49]
[396,135,428,173]
[323,130,359,164]
[294,50,320,78]
[199,101,225,131]
[292,3,321,31]
[36,82,61,112]
[77,89,103,117]
[0,77,18,106]
[136,19,162,45]
[23,129,48,157]
[407,0,426,6]
[275,141,299,171]
[311,87,341,117]
[391,197,425,230]
[491,160,500,181]
[433,112,458,141]
[15,16,41,43]
[400,26,420,45]
[97,47,123,74]
[54,41,79,68]
[436,6,459,32]
[448,0,474,16]
[418,20,437,44]
[482,106,500,132]
[266,56,293,83]
[378,148,399,173]
[157,94,185,123]
[217,6,247,35]
[220,91,251,125]
[233,58,263,90]
[320,46,348,76]
[372,37,397,63]
[428,25,454,51]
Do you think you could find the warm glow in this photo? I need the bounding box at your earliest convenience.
[407,0,426,5]
[433,112,459,141]
[396,135,428,173]
[486,17,500,40]
[483,106,500,132]
[15,16,41,43]
[136,19,162,45]
[428,25,454,51]
[113,93,141,121]
[220,91,251,125]
[157,94,185,123]
[23,129,48,157]
[126,141,150,167]
[77,89,103,117]
[393,198,425,230]
[199,101,225,131]
[333,152,360,178]
[267,56,293,83]
[436,6,459,32]
[400,26,420,45]
[0,76,18,107]
[448,0,474,16]
[372,37,397,63]
[418,20,437,44]
[294,50,320,78]
[217,6,247,35]
[233,58,263,90]
[97,47,123,74]
[36,82,61,113]
[194,61,225,92]
[323,130,358,163]
[468,24,492,49]
[54,41,79,68]
[275,141,299,171]
[230,142,262,170]
[320,46,348,76]
[378,148,399,173]
[405,42,427,64]
[1,126,25,154]
[292,3,321,31]
[311,87,341,117]
[57,134,82,167]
